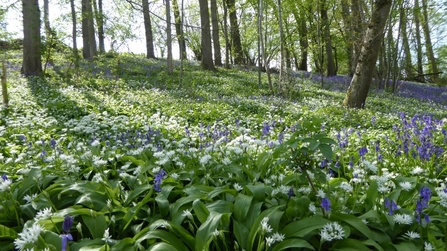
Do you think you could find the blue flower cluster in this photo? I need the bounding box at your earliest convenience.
[384,198,399,215]
[61,216,74,251]
[154,169,167,192]
[416,186,431,224]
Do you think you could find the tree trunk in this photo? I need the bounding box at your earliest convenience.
[350,0,363,76]
[172,0,187,60]
[341,0,353,75]
[43,0,53,66]
[421,0,439,82]
[22,0,42,76]
[82,0,97,59]
[291,1,307,71]
[1,59,8,107]
[166,0,173,73]
[92,0,105,54]
[210,0,222,66]
[400,4,413,79]
[225,0,243,65]
[277,0,285,90]
[199,0,215,70]
[414,0,424,80]
[321,0,336,76]
[223,0,230,68]
[259,0,273,94]
[142,0,155,59]
[342,0,392,108]
[70,0,79,68]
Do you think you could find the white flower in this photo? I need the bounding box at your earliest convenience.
[393,214,413,225]
[320,222,345,242]
[265,236,275,247]
[308,203,317,215]
[101,228,112,243]
[35,207,52,221]
[182,209,193,220]
[411,166,424,175]
[212,229,220,237]
[200,154,212,165]
[424,242,434,251]
[339,182,353,193]
[23,193,38,204]
[316,188,326,198]
[399,181,413,191]
[0,178,12,192]
[14,223,44,250]
[404,231,420,239]
[261,217,272,234]
[298,187,311,195]
[170,173,179,180]
[271,232,285,242]
[233,183,243,192]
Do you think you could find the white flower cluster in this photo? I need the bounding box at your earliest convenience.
[265,232,285,247]
[14,223,45,250]
[0,176,12,192]
[260,217,273,234]
[320,222,345,242]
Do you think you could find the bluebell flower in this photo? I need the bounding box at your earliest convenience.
[1,174,7,181]
[358,147,368,159]
[154,169,167,192]
[288,187,295,199]
[321,198,331,212]
[416,186,431,224]
[50,138,56,149]
[61,216,74,251]
[384,198,399,215]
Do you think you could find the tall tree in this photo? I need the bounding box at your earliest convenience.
[92,0,105,54]
[225,0,244,64]
[199,0,215,70]
[321,0,336,76]
[400,3,413,79]
[82,0,97,59]
[166,0,173,73]
[421,0,439,82]
[343,0,392,108]
[210,0,222,66]
[277,0,285,89]
[291,1,308,71]
[22,0,42,76]
[70,0,79,68]
[142,0,155,59]
[172,0,187,60]
[43,0,53,66]
[414,0,424,80]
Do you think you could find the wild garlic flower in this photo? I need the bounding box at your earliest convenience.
[260,217,272,234]
[14,223,44,250]
[182,209,194,221]
[101,228,112,243]
[35,207,52,221]
[233,183,243,192]
[320,222,345,242]
[424,242,434,251]
[308,203,317,215]
[271,232,285,242]
[393,213,413,225]
[0,174,12,192]
[339,182,353,193]
[404,231,420,239]
[399,181,413,191]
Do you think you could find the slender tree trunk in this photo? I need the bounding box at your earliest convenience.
[70,0,79,68]
[22,0,42,76]
[87,0,97,58]
[414,0,424,80]
[400,3,413,79]
[421,0,438,82]
[321,0,335,76]
[199,0,215,70]
[210,0,222,66]
[341,0,353,75]
[351,0,363,76]
[343,0,392,108]
[172,0,187,60]
[92,0,105,54]
[259,0,273,94]
[1,58,8,107]
[43,0,53,66]
[142,0,155,59]
[82,0,97,59]
[166,0,173,73]
[225,0,243,64]
[298,9,308,71]
[277,0,285,90]
[223,0,230,68]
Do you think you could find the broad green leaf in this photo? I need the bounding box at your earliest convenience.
[195,212,224,251]
[148,242,178,251]
[206,187,237,199]
[330,213,374,240]
[193,199,210,224]
[206,200,233,214]
[70,239,105,251]
[331,238,370,251]
[170,194,204,215]
[111,238,135,251]
[365,181,378,211]
[318,144,333,161]
[362,239,384,251]
[246,205,284,251]
[282,216,331,238]
[82,213,108,239]
[271,238,315,251]
[234,193,253,222]
[246,184,265,202]
[0,224,17,239]
[134,229,188,251]
[391,241,419,251]
[233,220,249,250]
[121,188,154,233]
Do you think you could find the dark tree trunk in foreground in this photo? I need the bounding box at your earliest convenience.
[22,0,42,76]
[93,0,105,54]
[82,0,97,59]
[142,0,155,59]
[70,0,79,67]
[343,0,392,108]
[321,0,335,76]
[199,0,215,70]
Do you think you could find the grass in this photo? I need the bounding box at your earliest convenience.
[1,51,447,251]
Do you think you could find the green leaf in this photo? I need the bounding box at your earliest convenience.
[195,212,224,251]
[193,199,210,224]
[70,239,105,251]
[135,229,188,251]
[331,238,370,251]
[234,194,253,222]
[0,224,17,239]
[111,238,135,251]
[318,144,333,161]
[121,188,154,234]
[246,184,265,202]
[391,241,419,251]
[148,242,178,251]
[233,220,249,250]
[246,205,284,251]
[82,213,108,239]
[330,213,374,240]
[271,238,315,251]
[365,180,378,211]
[282,216,331,238]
